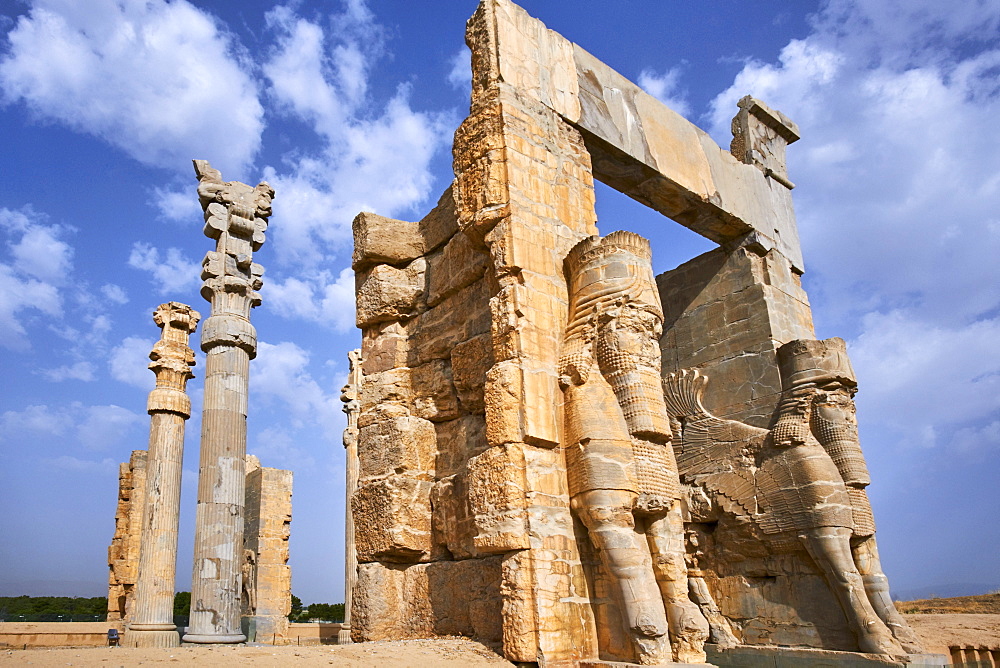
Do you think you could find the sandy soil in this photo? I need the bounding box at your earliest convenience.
[0,637,515,667]
[4,615,998,666]
[905,613,1000,652]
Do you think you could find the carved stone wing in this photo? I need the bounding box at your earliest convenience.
[662,369,769,516]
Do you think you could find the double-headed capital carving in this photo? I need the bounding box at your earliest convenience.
[193,159,274,357]
[147,302,200,418]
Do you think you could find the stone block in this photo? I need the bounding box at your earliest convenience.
[418,187,460,254]
[361,320,411,375]
[451,333,494,414]
[489,0,580,121]
[352,558,503,643]
[411,359,460,422]
[355,258,426,328]
[411,279,492,365]
[430,474,476,559]
[359,368,411,415]
[484,360,560,448]
[352,212,424,270]
[427,229,489,307]
[357,415,436,481]
[434,414,489,478]
[352,477,433,563]
[466,444,530,553]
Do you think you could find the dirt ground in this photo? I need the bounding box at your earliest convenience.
[0,637,515,667]
[904,613,1000,652]
[3,615,999,666]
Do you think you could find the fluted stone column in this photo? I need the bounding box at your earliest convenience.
[183,160,274,644]
[124,302,200,648]
[338,350,361,644]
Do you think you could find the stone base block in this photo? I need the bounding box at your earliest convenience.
[181,632,246,644]
[122,628,181,648]
[577,662,715,668]
[705,644,948,668]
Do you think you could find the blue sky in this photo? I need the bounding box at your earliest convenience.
[1,0,997,605]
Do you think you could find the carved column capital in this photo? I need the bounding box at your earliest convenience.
[147,302,200,417]
[193,159,273,325]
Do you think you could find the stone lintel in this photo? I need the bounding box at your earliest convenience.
[471,0,804,271]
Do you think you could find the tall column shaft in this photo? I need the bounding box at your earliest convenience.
[186,341,251,642]
[183,159,273,645]
[125,302,199,649]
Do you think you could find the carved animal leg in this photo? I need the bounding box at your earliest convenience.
[799,527,903,655]
[853,536,922,653]
[646,506,710,663]
[688,575,740,648]
[575,489,671,665]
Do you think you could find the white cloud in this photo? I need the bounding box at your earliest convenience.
[109,335,155,389]
[260,3,452,268]
[0,0,264,174]
[251,340,339,433]
[447,47,471,91]
[40,361,96,382]
[0,207,67,350]
[0,404,73,438]
[76,404,145,450]
[100,284,128,305]
[267,266,356,332]
[0,402,144,451]
[150,184,203,224]
[127,242,201,294]
[637,66,691,118]
[248,425,316,471]
[46,455,119,474]
[850,311,1000,451]
[706,0,1000,452]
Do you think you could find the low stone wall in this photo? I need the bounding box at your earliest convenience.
[282,622,343,646]
[0,621,124,648]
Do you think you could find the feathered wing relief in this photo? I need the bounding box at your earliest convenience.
[663,339,923,656]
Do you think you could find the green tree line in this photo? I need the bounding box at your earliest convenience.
[0,595,107,620]
[288,595,344,622]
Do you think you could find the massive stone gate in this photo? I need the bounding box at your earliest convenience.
[348,1,932,666]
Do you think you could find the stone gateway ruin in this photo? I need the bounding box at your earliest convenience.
[345,1,941,666]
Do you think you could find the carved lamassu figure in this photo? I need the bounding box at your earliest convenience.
[560,231,708,665]
[663,338,921,655]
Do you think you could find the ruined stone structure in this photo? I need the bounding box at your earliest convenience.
[185,160,274,644]
[124,302,200,648]
[107,450,147,624]
[241,455,293,643]
[347,1,941,667]
[338,350,362,645]
[663,340,921,658]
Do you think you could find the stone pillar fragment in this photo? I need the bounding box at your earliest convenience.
[107,450,147,624]
[339,350,361,644]
[124,302,200,648]
[184,160,274,644]
[241,456,293,644]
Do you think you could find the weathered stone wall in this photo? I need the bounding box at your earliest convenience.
[107,450,147,623]
[242,456,292,643]
[657,243,815,428]
[348,0,922,665]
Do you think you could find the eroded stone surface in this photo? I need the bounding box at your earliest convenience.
[242,463,292,643]
[663,339,923,656]
[107,450,147,625]
[185,160,274,645]
[347,1,912,666]
[124,302,200,649]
